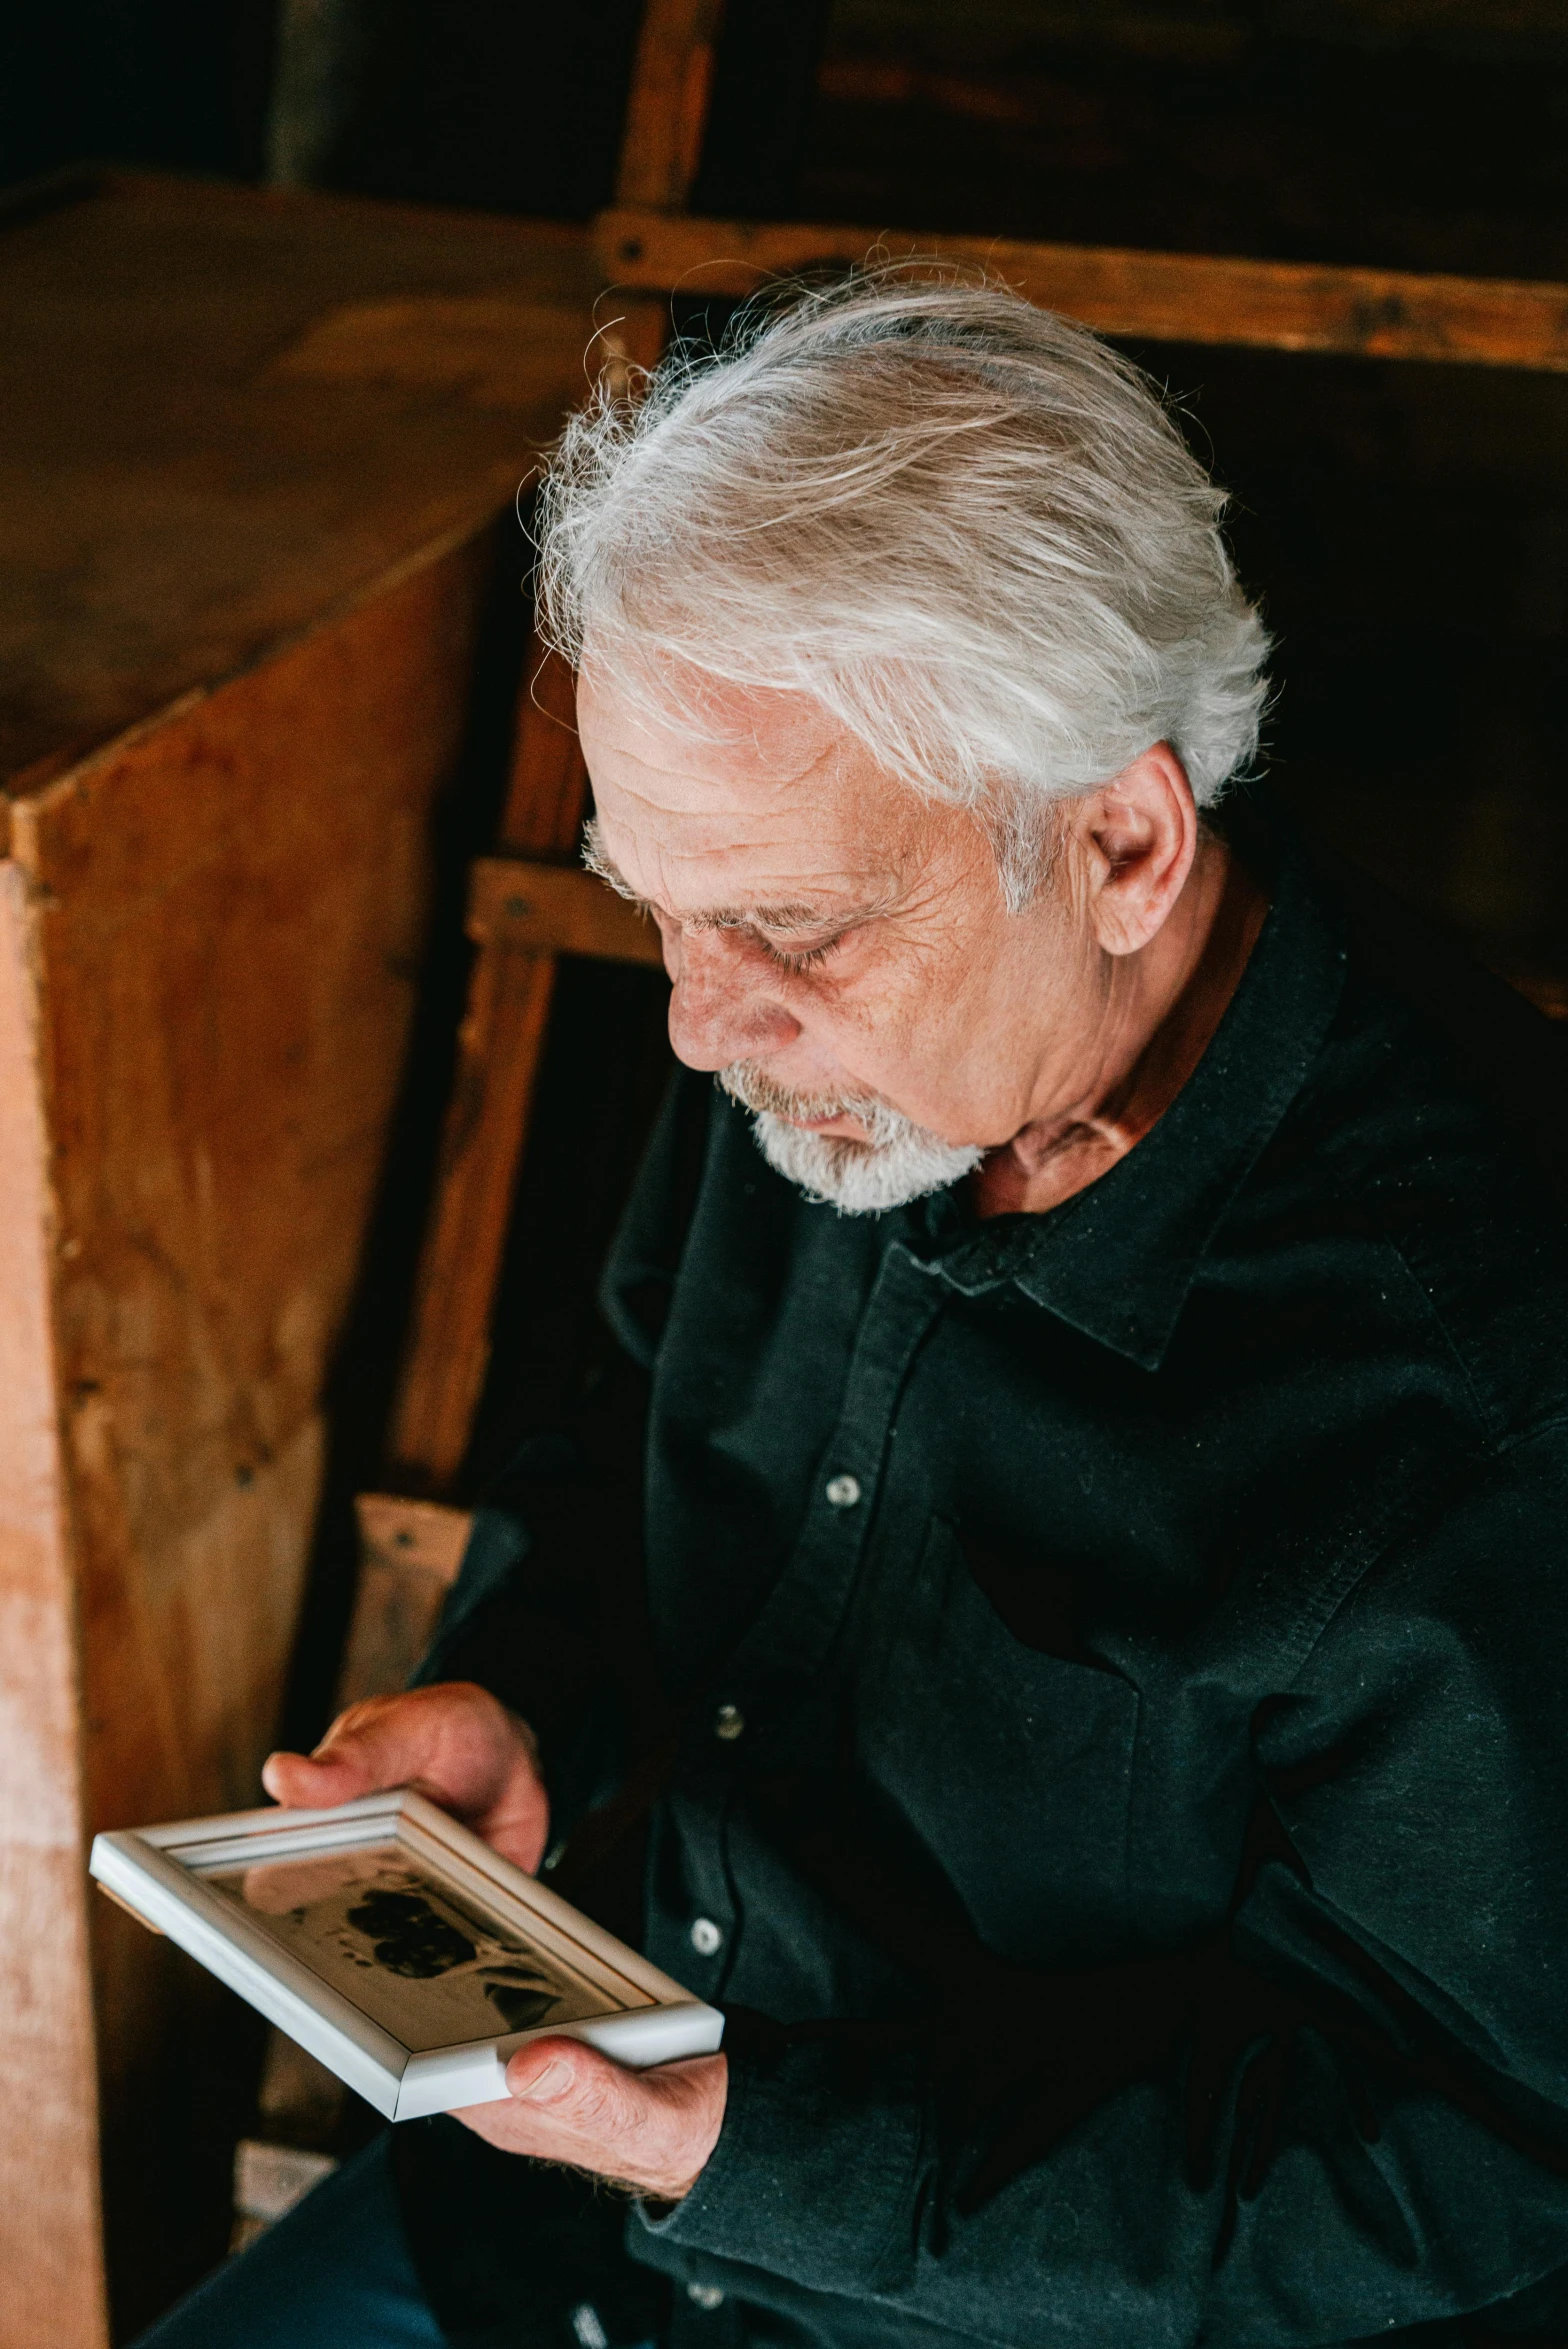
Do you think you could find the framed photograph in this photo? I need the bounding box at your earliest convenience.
[90,1787,723,2122]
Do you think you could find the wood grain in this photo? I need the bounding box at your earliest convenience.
[0,166,619,2337]
[383,0,719,1490]
[266,297,600,410]
[0,865,109,2349]
[9,531,493,2333]
[388,644,600,1490]
[340,1496,474,1708]
[382,854,668,1490]
[0,172,596,799]
[596,207,1568,372]
[500,645,591,853]
[469,858,666,968]
[388,936,561,1489]
[615,0,728,212]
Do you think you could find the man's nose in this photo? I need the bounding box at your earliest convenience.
[665,929,801,1072]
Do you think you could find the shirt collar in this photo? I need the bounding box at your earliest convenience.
[910,833,1349,1371]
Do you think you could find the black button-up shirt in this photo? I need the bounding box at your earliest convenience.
[416,831,1568,2349]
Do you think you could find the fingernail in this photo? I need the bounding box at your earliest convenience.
[516,2058,571,2102]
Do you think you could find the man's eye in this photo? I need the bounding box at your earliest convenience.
[757,932,843,974]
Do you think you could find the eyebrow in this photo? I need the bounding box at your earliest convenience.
[581,821,890,935]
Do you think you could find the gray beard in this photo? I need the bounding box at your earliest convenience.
[718,1064,983,1216]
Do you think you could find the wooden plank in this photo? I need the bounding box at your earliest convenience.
[383,853,667,1490]
[265,296,598,411]
[339,1496,474,1707]
[0,863,109,2349]
[0,173,596,799]
[595,207,1568,373]
[352,1492,475,1588]
[388,940,560,1487]
[615,0,729,212]
[605,297,679,380]
[12,529,493,2332]
[382,0,730,1491]
[469,857,665,968]
[499,644,590,853]
[387,636,598,1490]
[605,0,731,376]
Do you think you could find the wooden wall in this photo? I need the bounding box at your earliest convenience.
[0,534,497,2339]
[0,169,599,2337]
[0,864,106,2347]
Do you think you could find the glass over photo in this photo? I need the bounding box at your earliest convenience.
[204,1843,624,2052]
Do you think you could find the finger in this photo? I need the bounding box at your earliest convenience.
[262,1687,549,1867]
[260,1744,383,1809]
[265,1687,499,1814]
[501,2040,725,2198]
[508,2038,641,2127]
[506,2039,719,2108]
[262,1696,418,1810]
[507,2039,663,2179]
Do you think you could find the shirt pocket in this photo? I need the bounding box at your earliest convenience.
[854,1515,1141,1965]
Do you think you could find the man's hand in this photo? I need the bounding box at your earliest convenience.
[261,1681,550,1875]
[454,2038,727,2201]
[264,1686,726,2196]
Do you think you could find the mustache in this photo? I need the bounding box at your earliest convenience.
[717,1062,893,1132]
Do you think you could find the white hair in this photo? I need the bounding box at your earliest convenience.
[717,1061,982,1215]
[534,264,1269,903]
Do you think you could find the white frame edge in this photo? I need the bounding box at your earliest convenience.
[90,1787,723,2119]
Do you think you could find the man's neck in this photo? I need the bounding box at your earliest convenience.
[970,836,1270,1219]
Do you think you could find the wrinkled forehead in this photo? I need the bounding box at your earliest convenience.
[577,666,852,808]
[575,667,922,914]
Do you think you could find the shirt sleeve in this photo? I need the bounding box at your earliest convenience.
[638,1420,1568,2346]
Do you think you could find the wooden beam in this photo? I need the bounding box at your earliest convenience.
[339,1496,474,1707]
[468,857,665,969]
[385,0,735,1493]
[606,0,730,374]
[0,862,109,2349]
[387,926,559,1488]
[497,643,589,854]
[386,634,593,1490]
[386,843,664,1489]
[615,0,728,213]
[596,207,1568,373]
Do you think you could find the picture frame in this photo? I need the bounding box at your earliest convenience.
[90,1787,724,2122]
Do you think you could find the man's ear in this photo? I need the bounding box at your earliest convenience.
[1079,743,1198,956]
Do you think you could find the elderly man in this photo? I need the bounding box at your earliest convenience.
[140,275,1568,2349]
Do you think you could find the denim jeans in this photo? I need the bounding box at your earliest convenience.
[130,2135,446,2348]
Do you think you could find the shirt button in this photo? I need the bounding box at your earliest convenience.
[713,1702,745,1742]
[825,1473,861,1509]
[689,1917,723,1956]
[686,2283,726,2310]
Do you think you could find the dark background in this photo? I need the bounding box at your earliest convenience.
[7,3,1567,268]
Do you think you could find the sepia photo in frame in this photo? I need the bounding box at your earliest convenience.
[90,1787,723,2120]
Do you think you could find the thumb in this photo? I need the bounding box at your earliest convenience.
[261,1747,376,1808]
[499,2038,726,2198]
[263,1690,438,1810]
[262,1718,391,1809]
[507,2037,639,2125]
